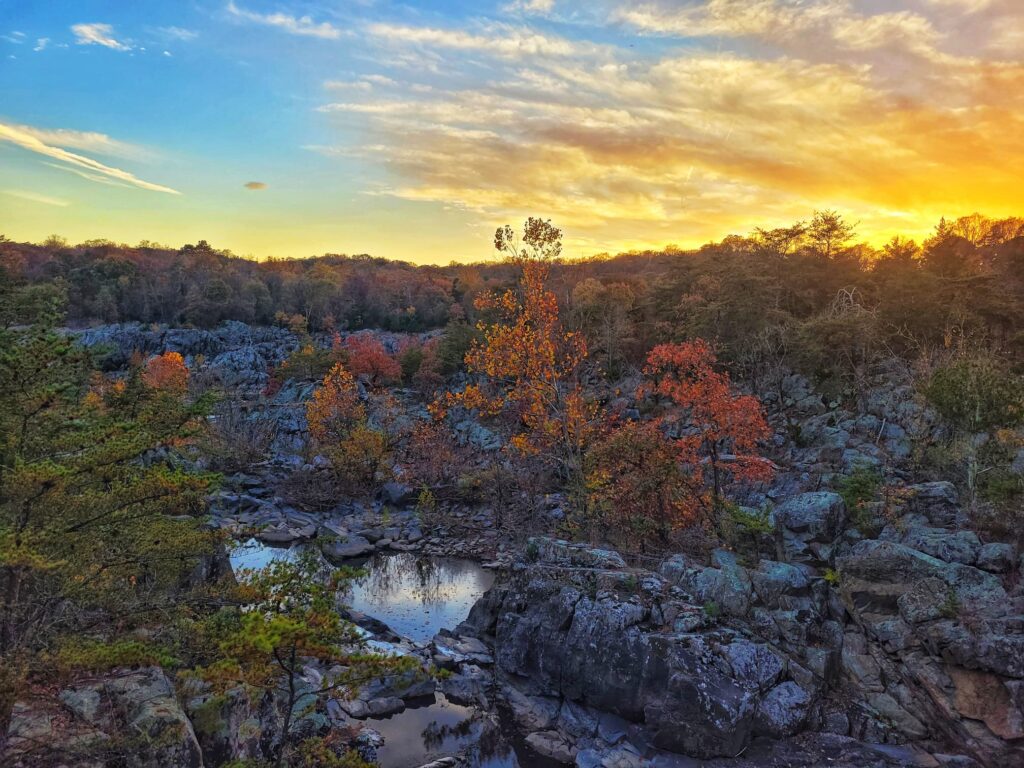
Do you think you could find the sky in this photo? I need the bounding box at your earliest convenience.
[0,0,1022,263]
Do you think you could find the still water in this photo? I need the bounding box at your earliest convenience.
[229,543,495,644]
[228,543,556,768]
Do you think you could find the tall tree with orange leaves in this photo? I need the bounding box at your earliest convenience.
[643,340,773,520]
[441,219,599,492]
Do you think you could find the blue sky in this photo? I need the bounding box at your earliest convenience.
[1,1,1021,261]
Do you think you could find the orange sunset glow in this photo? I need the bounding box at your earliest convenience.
[1,1,1022,260]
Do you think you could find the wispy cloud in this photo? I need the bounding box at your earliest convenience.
[2,189,70,207]
[503,0,557,15]
[33,37,49,52]
[226,1,343,39]
[366,22,602,60]
[159,26,198,41]
[244,181,267,189]
[4,122,150,160]
[71,23,132,51]
[0,122,179,194]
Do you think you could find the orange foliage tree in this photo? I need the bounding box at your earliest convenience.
[441,219,599,489]
[305,362,390,498]
[642,339,773,519]
[306,363,364,444]
[142,351,188,393]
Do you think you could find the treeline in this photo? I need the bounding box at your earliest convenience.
[0,238,456,331]
[3,211,1024,387]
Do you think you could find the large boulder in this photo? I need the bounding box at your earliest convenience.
[320,535,374,561]
[898,526,980,565]
[101,668,204,767]
[17,668,205,768]
[837,540,1006,617]
[492,577,762,757]
[660,550,753,617]
[530,537,627,570]
[773,492,847,543]
[754,681,812,737]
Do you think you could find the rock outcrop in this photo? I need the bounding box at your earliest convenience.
[458,510,1022,767]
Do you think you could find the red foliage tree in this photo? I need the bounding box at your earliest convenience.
[642,340,772,518]
[344,334,401,387]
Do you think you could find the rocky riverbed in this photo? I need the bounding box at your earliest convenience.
[7,321,1022,768]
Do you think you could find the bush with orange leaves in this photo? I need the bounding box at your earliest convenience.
[439,219,600,492]
[306,363,365,443]
[642,339,773,520]
[143,351,188,393]
[304,362,391,500]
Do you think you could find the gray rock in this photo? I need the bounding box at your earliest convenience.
[723,642,787,692]
[865,692,927,740]
[381,481,414,505]
[754,681,812,737]
[440,665,490,707]
[837,540,1007,616]
[366,697,405,716]
[59,687,103,723]
[320,535,374,560]
[897,577,953,624]
[103,667,204,767]
[691,551,753,617]
[773,492,847,543]
[526,730,576,763]
[531,537,627,569]
[750,560,811,606]
[976,542,1015,573]
[904,482,960,527]
[493,578,757,757]
[900,527,980,565]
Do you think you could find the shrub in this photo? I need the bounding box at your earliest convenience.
[143,350,189,393]
[924,354,1024,433]
[838,463,882,532]
[202,392,278,472]
[584,421,693,549]
[720,502,775,559]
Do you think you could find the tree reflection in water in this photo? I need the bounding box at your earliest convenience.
[372,694,522,768]
[344,553,495,644]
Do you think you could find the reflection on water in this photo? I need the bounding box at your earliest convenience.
[228,542,552,768]
[371,694,522,768]
[229,538,297,571]
[229,544,495,644]
[346,553,495,644]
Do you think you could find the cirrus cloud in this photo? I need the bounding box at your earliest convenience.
[0,121,179,194]
[226,1,343,40]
